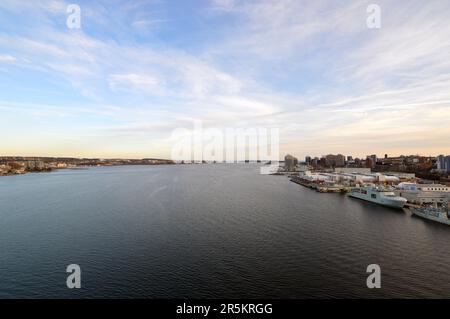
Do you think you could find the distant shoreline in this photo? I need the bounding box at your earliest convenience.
[0,160,272,177]
[0,157,176,177]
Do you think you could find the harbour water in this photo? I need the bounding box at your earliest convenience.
[1,164,450,298]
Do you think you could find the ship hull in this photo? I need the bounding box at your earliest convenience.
[348,192,406,209]
[411,209,450,225]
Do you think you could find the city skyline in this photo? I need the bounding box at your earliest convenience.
[0,151,448,163]
[1,0,450,159]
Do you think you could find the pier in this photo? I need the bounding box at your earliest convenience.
[290,177,348,193]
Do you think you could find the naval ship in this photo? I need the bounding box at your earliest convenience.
[348,185,407,208]
[409,202,450,226]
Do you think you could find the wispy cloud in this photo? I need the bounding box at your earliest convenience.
[0,54,16,62]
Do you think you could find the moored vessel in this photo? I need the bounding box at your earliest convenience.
[348,185,407,208]
[409,203,450,225]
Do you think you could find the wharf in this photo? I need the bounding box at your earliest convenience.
[290,177,348,193]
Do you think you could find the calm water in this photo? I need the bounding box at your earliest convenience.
[1,164,450,298]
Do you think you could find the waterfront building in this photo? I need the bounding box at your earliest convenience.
[383,172,416,181]
[416,184,450,192]
[417,184,450,193]
[396,190,449,205]
[374,173,400,184]
[334,167,371,174]
[284,154,298,171]
[301,171,399,184]
[396,183,450,205]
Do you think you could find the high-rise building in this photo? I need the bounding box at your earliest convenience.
[319,157,327,167]
[305,156,311,165]
[325,155,334,167]
[436,155,450,173]
[284,154,298,171]
[437,155,445,171]
[336,154,345,167]
[438,155,450,172]
[324,154,345,167]
[366,156,376,169]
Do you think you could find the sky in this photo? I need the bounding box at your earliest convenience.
[1,0,450,160]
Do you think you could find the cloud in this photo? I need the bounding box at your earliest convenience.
[210,0,236,11]
[108,73,162,93]
[0,54,16,62]
[131,18,169,31]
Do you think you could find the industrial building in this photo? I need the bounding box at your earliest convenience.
[300,171,401,184]
[395,183,450,205]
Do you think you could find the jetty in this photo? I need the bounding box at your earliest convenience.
[290,177,348,193]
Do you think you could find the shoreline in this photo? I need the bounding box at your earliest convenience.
[0,163,182,177]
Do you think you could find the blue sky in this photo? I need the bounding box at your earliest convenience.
[1,0,450,159]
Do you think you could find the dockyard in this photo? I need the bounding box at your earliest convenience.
[281,167,450,226]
